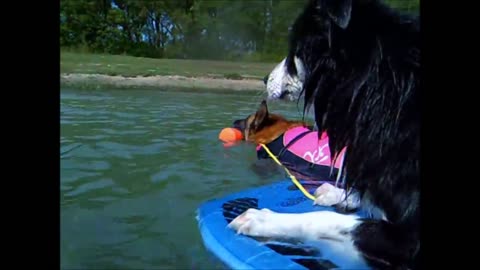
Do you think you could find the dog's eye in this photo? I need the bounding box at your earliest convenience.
[263,75,269,85]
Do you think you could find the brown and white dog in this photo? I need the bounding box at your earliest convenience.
[233,100,360,210]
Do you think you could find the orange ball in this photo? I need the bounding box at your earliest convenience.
[218,127,243,143]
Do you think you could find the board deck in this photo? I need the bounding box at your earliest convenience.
[197,179,371,269]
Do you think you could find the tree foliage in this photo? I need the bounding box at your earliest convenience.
[60,0,419,61]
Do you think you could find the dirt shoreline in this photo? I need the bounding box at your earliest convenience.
[60,73,265,91]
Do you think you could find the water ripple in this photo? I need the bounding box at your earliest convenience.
[65,178,115,197]
[60,88,303,269]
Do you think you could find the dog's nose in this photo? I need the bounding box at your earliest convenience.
[279,90,292,99]
[233,119,245,131]
[263,74,269,85]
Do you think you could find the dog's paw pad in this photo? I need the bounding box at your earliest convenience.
[228,208,272,237]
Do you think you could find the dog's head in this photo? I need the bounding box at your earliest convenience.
[232,101,266,142]
[266,0,357,102]
[233,100,306,144]
[266,0,419,151]
[265,57,306,101]
[232,100,277,143]
[267,0,419,102]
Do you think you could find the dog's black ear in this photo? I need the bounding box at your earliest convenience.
[253,100,269,131]
[316,0,352,29]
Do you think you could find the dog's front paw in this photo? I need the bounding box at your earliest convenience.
[313,183,344,206]
[228,208,274,237]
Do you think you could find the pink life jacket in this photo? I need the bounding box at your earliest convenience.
[256,126,346,169]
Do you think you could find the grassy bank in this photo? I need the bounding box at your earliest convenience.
[60,52,277,91]
[61,52,277,80]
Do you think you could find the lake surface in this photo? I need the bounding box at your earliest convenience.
[60,88,311,269]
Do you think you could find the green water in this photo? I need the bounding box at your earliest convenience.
[60,88,310,269]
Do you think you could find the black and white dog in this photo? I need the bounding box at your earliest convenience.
[229,0,420,269]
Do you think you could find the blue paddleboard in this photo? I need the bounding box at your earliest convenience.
[197,179,371,270]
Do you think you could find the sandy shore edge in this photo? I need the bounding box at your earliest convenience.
[60,73,265,91]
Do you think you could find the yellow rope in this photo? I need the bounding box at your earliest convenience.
[259,143,316,201]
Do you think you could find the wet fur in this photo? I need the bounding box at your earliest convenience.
[289,1,421,268]
[231,0,420,269]
[234,100,306,145]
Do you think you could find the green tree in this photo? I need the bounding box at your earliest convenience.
[60,0,420,61]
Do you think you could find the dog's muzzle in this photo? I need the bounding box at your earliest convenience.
[265,57,305,101]
[232,119,246,134]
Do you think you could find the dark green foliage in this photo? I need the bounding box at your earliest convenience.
[60,0,419,61]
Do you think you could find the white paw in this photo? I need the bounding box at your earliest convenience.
[314,183,345,206]
[228,208,362,245]
[228,208,274,237]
